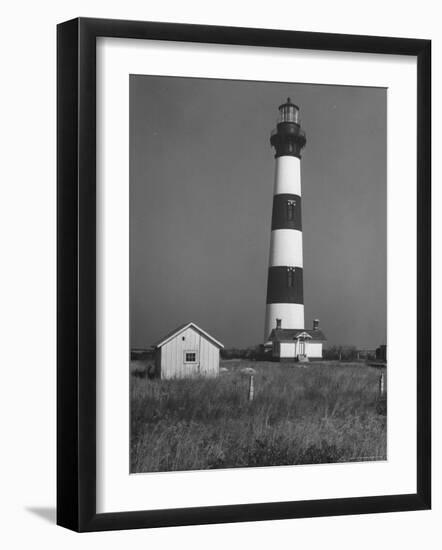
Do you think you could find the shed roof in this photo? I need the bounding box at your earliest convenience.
[268,328,327,342]
[153,322,224,349]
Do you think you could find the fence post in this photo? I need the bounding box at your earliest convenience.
[248,375,255,402]
[378,372,385,396]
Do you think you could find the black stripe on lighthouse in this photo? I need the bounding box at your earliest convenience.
[266,266,304,304]
[271,193,302,231]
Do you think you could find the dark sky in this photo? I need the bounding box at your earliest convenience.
[130,75,386,349]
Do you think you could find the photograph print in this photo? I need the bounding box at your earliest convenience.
[130,75,387,474]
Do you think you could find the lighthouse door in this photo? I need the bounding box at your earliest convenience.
[298,339,305,355]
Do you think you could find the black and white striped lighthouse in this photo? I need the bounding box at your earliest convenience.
[264,98,307,340]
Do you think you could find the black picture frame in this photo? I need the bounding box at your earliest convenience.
[57,17,431,532]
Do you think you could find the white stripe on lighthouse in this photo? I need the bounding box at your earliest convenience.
[268,229,303,267]
[274,156,301,196]
[264,303,305,340]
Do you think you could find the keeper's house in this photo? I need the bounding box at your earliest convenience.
[153,322,224,379]
[267,319,327,361]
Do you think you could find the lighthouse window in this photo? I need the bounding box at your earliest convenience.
[287,269,295,287]
[287,201,296,221]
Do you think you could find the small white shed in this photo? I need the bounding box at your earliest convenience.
[153,322,224,380]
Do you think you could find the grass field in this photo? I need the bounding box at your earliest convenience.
[130,360,387,473]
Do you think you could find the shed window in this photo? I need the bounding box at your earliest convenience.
[184,352,197,363]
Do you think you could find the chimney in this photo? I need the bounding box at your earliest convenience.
[313,319,319,331]
[276,319,282,329]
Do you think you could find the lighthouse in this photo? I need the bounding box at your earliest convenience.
[264,98,307,341]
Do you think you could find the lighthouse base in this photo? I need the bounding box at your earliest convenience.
[264,303,304,341]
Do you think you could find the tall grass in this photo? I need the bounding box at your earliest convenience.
[130,361,386,473]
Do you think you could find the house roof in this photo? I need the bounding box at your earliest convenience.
[268,328,327,342]
[153,322,224,349]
